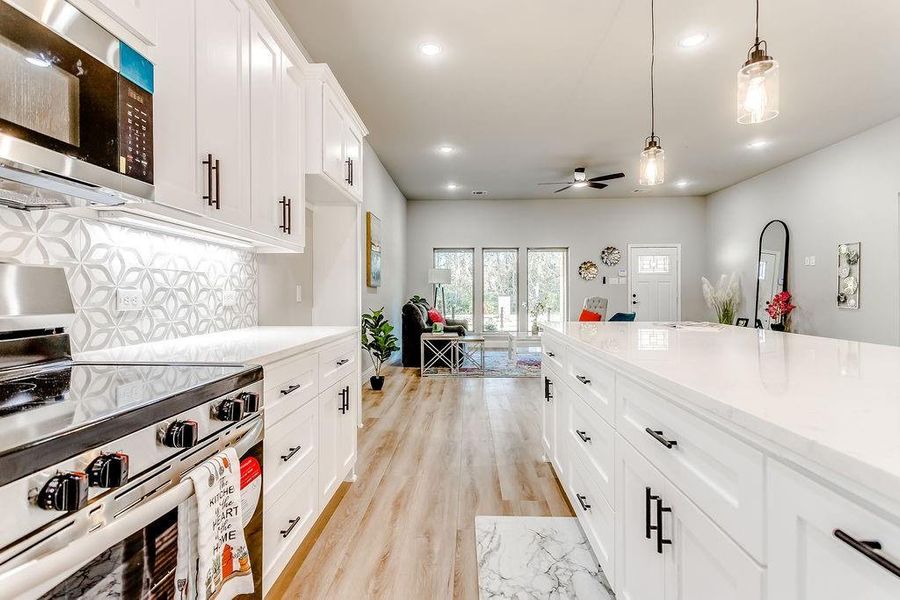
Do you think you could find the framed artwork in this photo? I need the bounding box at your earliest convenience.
[837,242,860,310]
[366,212,382,288]
[735,317,749,327]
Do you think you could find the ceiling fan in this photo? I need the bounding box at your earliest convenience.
[538,168,625,193]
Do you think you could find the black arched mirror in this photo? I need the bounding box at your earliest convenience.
[754,220,790,328]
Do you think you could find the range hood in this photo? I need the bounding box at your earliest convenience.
[0,162,142,210]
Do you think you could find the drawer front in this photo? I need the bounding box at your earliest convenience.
[568,449,616,585]
[265,353,318,427]
[767,460,900,600]
[566,388,615,507]
[263,463,318,593]
[264,396,318,499]
[616,376,765,561]
[318,337,357,393]
[541,333,566,374]
[566,346,615,425]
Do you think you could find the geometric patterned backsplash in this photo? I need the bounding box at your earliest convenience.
[0,209,258,352]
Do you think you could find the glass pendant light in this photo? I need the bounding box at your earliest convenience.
[639,0,664,186]
[737,0,779,124]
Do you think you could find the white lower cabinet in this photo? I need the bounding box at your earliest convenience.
[263,462,317,590]
[767,460,900,600]
[540,369,554,461]
[568,448,616,585]
[318,374,357,507]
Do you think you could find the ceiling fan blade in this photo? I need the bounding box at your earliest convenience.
[554,185,572,193]
[588,182,608,190]
[537,182,573,185]
[588,172,626,182]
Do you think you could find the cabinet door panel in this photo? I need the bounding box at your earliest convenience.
[249,13,281,236]
[540,369,554,461]
[279,57,305,245]
[552,375,568,483]
[615,435,667,600]
[317,386,339,506]
[664,481,763,600]
[337,376,357,476]
[768,461,900,600]
[195,0,249,226]
[321,85,346,185]
[88,0,157,44]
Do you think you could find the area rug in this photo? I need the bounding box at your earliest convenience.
[461,349,541,378]
[475,516,614,599]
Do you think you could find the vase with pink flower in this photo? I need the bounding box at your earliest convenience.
[766,291,796,331]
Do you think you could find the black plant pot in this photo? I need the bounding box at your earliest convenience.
[770,322,786,332]
[370,375,385,391]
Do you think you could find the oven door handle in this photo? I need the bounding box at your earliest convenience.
[0,416,263,599]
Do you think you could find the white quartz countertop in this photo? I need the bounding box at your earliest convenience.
[76,326,358,366]
[543,321,900,503]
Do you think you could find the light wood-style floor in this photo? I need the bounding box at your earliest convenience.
[270,365,574,599]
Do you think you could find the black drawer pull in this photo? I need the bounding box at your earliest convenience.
[576,430,591,443]
[280,384,302,396]
[646,427,678,449]
[575,375,591,385]
[834,529,900,578]
[280,446,302,462]
[544,377,553,401]
[546,351,556,357]
[280,516,301,538]
[655,496,673,554]
[576,494,591,511]
[336,358,350,366]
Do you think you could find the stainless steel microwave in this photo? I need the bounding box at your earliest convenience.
[0,0,154,209]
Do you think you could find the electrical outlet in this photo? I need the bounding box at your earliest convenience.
[116,288,142,312]
[223,290,237,308]
[295,284,302,303]
[804,256,810,266]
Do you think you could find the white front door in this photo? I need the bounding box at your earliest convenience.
[629,246,680,321]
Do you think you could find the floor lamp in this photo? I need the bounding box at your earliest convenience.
[428,268,451,314]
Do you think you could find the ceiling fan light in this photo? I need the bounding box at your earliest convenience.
[572,181,588,188]
[737,51,779,124]
[639,139,665,186]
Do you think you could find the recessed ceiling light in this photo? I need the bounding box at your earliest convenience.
[446,183,458,190]
[678,33,708,48]
[675,179,689,188]
[746,139,770,149]
[418,42,443,56]
[438,145,455,154]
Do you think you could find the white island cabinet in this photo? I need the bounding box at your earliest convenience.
[540,322,900,600]
[77,326,361,596]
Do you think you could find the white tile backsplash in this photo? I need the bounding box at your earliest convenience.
[0,209,257,352]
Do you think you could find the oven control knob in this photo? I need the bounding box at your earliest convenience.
[161,420,199,448]
[87,453,129,488]
[239,392,260,413]
[215,399,244,422]
[37,472,89,512]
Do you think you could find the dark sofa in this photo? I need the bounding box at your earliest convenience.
[401,300,469,367]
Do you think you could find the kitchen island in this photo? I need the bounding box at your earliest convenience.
[540,321,900,600]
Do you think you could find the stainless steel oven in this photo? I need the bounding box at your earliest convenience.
[0,0,154,209]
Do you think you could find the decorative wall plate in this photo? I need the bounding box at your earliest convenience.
[578,260,599,281]
[837,242,861,310]
[600,246,621,267]
[840,276,858,296]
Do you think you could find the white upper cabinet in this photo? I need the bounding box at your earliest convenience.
[81,0,157,46]
[305,68,368,205]
[278,57,305,247]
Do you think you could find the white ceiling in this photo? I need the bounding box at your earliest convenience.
[273,0,900,200]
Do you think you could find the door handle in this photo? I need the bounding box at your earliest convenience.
[575,375,591,385]
[576,494,591,512]
[286,197,292,234]
[646,487,659,539]
[280,516,301,538]
[345,158,352,184]
[645,427,678,449]
[576,430,591,443]
[544,377,553,401]
[349,158,354,186]
[202,154,220,208]
[280,384,302,396]
[546,351,555,358]
[280,445,302,462]
[336,358,350,366]
[655,496,673,554]
[279,196,288,232]
[213,158,220,209]
[834,529,900,578]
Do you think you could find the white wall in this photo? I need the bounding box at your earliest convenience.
[406,196,708,323]
[706,117,900,345]
[361,141,408,371]
[257,208,315,326]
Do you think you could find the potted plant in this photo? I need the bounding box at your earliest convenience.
[766,291,796,331]
[701,274,741,325]
[361,307,400,391]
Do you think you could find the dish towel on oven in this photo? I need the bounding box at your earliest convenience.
[175,447,254,600]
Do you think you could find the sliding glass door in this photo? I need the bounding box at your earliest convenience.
[527,248,568,331]
[433,248,474,327]
[482,249,518,332]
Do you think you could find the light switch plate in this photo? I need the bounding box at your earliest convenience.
[116,288,142,312]
[809,256,816,266]
[223,290,237,308]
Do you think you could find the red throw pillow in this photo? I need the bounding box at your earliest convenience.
[427,309,446,324]
[579,308,603,322]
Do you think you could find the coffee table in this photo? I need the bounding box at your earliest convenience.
[507,331,542,360]
[420,333,486,376]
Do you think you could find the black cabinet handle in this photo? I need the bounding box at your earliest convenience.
[576,493,591,511]
[339,388,349,414]
[645,487,659,539]
[349,158,354,186]
[834,529,900,578]
[546,351,556,357]
[544,377,553,401]
[280,445,302,462]
[286,197,292,234]
[203,154,219,208]
[213,158,220,209]
[280,516,301,538]
[279,196,288,233]
[576,430,591,444]
[280,384,302,396]
[576,375,591,385]
[345,159,352,184]
[655,496,673,554]
[336,358,350,366]
[646,427,678,449]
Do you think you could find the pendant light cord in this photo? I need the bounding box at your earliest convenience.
[755,0,760,46]
[650,0,656,138]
